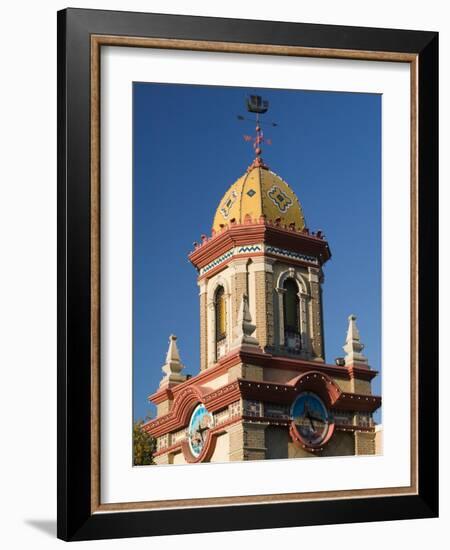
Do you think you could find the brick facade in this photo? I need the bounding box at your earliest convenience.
[232,269,247,328]
[309,279,325,360]
[355,430,377,455]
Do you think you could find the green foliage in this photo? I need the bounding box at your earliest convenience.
[133,419,156,466]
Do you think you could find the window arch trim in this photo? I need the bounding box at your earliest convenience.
[275,268,309,296]
[275,268,311,354]
[214,285,227,342]
[206,276,231,366]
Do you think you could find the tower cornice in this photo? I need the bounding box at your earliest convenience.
[189,220,331,272]
[147,346,378,408]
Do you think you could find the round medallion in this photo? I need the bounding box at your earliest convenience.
[290,391,332,448]
[187,403,213,458]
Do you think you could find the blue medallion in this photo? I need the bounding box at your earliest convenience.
[291,392,330,447]
[187,404,213,458]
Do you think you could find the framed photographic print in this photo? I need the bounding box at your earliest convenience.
[57,8,438,541]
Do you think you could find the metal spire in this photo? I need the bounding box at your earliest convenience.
[238,95,276,169]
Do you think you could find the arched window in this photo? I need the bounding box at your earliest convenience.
[283,279,299,334]
[215,286,227,343]
[282,278,302,353]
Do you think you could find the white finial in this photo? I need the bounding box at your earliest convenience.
[232,293,260,349]
[165,334,181,364]
[343,314,368,367]
[160,334,186,387]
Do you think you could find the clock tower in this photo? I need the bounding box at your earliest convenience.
[144,97,381,464]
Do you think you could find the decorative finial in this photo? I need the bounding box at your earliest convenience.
[160,334,187,387]
[343,315,369,367]
[238,95,276,170]
[232,293,260,349]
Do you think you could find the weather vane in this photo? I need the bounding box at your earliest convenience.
[237,95,278,167]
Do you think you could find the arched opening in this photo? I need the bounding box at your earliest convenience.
[215,286,227,359]
[283,278,301,353]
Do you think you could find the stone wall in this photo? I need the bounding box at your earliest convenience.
[351,378,372,395]
[228,421,267,461]
[265,426,289,459]
[355,430,376,455]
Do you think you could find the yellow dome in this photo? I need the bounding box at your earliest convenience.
[212,165,306,233]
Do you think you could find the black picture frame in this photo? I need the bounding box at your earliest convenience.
[57,7,438,541]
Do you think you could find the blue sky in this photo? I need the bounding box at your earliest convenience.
[132,83,381,423]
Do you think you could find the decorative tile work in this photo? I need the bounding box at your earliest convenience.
[200,250,234,275]
[213,408,230,427]
[265,245,318,264]
[199,245,263,275]
[220,190,238,218]
[246,189,256,197]
[333,413,353,426]
[171,428,187,444]
[229,400,241,418]
[237,245,262,254]
[267,185,293,213]
[356,413,373,427]
[199,244,317,277]
[157,433,169,451]
[264,402,290,419]
[243,399,262,417]
[333,411,373,428]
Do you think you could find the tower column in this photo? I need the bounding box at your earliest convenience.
[231,259,249,336]
[275,287,286,347]
[207,301,216,367]
[308,267,325,361]
[250,257,275,349]
[299,290,312,355]
[198,280,208,371]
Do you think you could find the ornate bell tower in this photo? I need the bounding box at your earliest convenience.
[191,170,330,371]
[144,96,381,464]
[191,103,330,370]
